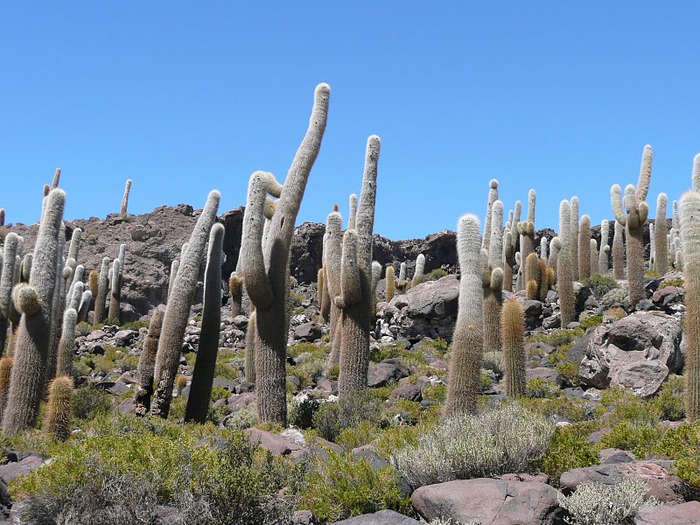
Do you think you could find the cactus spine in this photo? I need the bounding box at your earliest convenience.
[151,190,220,418]
[241,84,330,426]
[337,136,380,401]
[445,214,483,417]
[558,200,575,327]
[185,223,224,423]
[502,298,525,398]
[0,233,20,354]
[412,253,425,286]
[4,189,65,434]
[680,191,700,420]
[44,376,73,441]
[655,193,669,275]
[578,214,591,280]
[134,307,165,416]
[611,145,652,306]
[121,179,132,218]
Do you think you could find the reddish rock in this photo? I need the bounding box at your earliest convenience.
[411,478,562,525]
[634,501,700,524]
[0,455,45,484]
[244,428,303,456]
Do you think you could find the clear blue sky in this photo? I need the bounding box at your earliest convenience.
[2,2,699,240]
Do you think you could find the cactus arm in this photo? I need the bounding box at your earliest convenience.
[611,184,627,225]
[635,144,652,202]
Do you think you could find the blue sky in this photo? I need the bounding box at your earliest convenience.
[2,2,699,240]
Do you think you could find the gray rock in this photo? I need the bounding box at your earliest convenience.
[634,501,700,525]
[368,359,410,387]
[389,383,422,402]
[578,312,682,396]
[330,510,420,524]
[0,455,45,485]
[294,322,323,342]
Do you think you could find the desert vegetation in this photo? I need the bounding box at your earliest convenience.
[0,85,699,524]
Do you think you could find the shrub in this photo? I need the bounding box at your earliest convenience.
[424,268,448,281]
[519,396,589,423]
[603,306,627,321]
[298,451,411,523]
[654,421,700,491]
[582,274,618,299]
[336,420,381,449]
[482,351,504,379]
[526,328,585,348]
[649,375,685,421]
[527,377,561,399]
[579,315,603,330]
[535,422,599,486]
[289,397,320,430]
[596,387,662,427]
[11,418,297,525]
[599,421,663,459]
[558,478,658,525]
[312,391,386,442]
[72,386,112,421]
[659,277,683,289]
[390,403,554,489]
[601,288,630,309]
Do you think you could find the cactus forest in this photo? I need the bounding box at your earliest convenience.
[1,83,700,524]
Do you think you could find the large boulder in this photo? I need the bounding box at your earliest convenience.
[577,312,682,396]
[411,478,562,525]
[634,501,700,524]
[330,510,421,524]
[382,275,459,342]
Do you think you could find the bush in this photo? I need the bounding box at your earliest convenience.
[535,422,599,486]
[601,288,630,309]
[390,403,554,489]
[424,268,448,281]
[482,351,504,379]
[654,421,700,492]
[579,315,603,330]
[11,417,297,525]
[659,277,683,289]
[558,478,658,525]
[649,375,684,421]
[598,421,663,459]
[582,274,618,299]
[72,386,113,421]
[298,451,411,523]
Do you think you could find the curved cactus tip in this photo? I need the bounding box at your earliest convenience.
[491,267,504,289]
[644,144,652,152]
[489,179,499,188]
[625,183,636,194]
[4,232,18,244]
[458,213,481,230]
[15,284,40,316]
[315,82,331,95]
[367,134,381,147]
[658,192,668,202]
[333,204,339,212]
[208,189,221,201]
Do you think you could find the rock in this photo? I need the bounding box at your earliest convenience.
[292,509,316,525]
[0,455,45,485]
[634,501,700,524]
[560,460,684,503]
[523,300,543,328]
[527,367,565,387]
[368,359,410,387]
[389,383,422,402]
[244,428,303,456]
[293,322,323,342]
[113,329,139,346]
[412,478,562,525]
[578,311,682,396]
[117,397,136,415]
[86,329,107,341]
[330,509,421,524]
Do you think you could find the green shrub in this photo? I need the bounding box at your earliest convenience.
[72,386,113,421]
[535,422,599,486]
[424,268,448,281]
[527,377,561,399]
[582,274,618,299]
[312,391,386,442]
[298,451,411,523]
[579,315,603,330]
[526,328,585,348]
[390,403,554,489]
[659,277,683,289]
[336,420,381,449]
[289,397,320,430]
[11,418,297,524]
[601,288,630,309]
[649,375,685,421]
[596,387,662,427]
[598,421,663,459]
[558,478,659,525]
[311,401,342,442]
[519,396,589,423]
[120,320,150,331]
[654,421,700,491]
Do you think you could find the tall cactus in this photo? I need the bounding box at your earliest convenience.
[578,214,591,280]
[502,298,525,398]
[570,197,580,281]
[337,136,380,401]
[348,193,358,230]
[44,376,73,441]
[324,210,343,366]
[0,233,20,354]
[655,193,669,275]
[134,307,165,416]
[482,179,498,252]
[121,179,132,219]
[445,214,483,417]
[517,189,536,284]
[525,252,540,300]
[3,189,65,434]
[55,308,78,378]
[317,268,330,323]
[94,257,110,325]
[244,311,257,383]
[611,145,652,306]
[0,357,12,422]
[412,253,425,286]
[185,223,224,423]
[599,220,610,275]
[679,190,700,421]
[612,220,625,279]
[558,200,575,327]
[385,265,395,302]
[108,257,122,323]
[482,200,503,354]
[150,190,220,419]
[590,238,598,277]
[240,83,330,426]
[548,237,561,275]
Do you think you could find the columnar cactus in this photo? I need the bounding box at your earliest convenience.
[151,190,220,419]
[578,214,591,280]
[88,269,98,298]
[134,307,164,416]
[348,193,357,230]
[612,220,625,279]
[693,154,700,192]
[482,200,504,355]
[55,308,78,378]
[502,298,525,398]
[77,289,92,324]
[385,265,395,302]
[241,83,330,426]
[168,259,179,303]
[121,179,132,219]
[44,376,73,441]
[370,260,381,318]
[94,257,110,325]
[590,238,598,277]
[0,357,12,422]
[108,257,122,323]
[598,220,610,275]
[548,237,561,275]
[570,197,580,281]
[67,228,82,263]
[679,190,700,421]
[0,233,20,354]
[0,209,4,227]
[517,190,536,284]
[611,145,652,306]
[244,311,257,383]
[3,188,65,434]
[502,229,515,292]
[525,252,540,300]
[558,200,575,327]
[324,210,343,366]
[540,236,548,261]
[317,268,330,323]
[655,193,669,275]
[337,136,380,402]
[445,214,483,417]
[412,253,425,286]
[482,179,499,252]
[185,222,224,423]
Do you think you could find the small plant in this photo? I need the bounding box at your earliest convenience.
[558,478,658,525]
[535,421,599,486]
[72,385,113,421]
[658,277,683,289]
[424,268,448,281]
[650,375,685,421]
[601,288,631,309]
[527,377,561,399]
[390,403,554,489]
[582,273,618,299]
[579,315,603,330]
